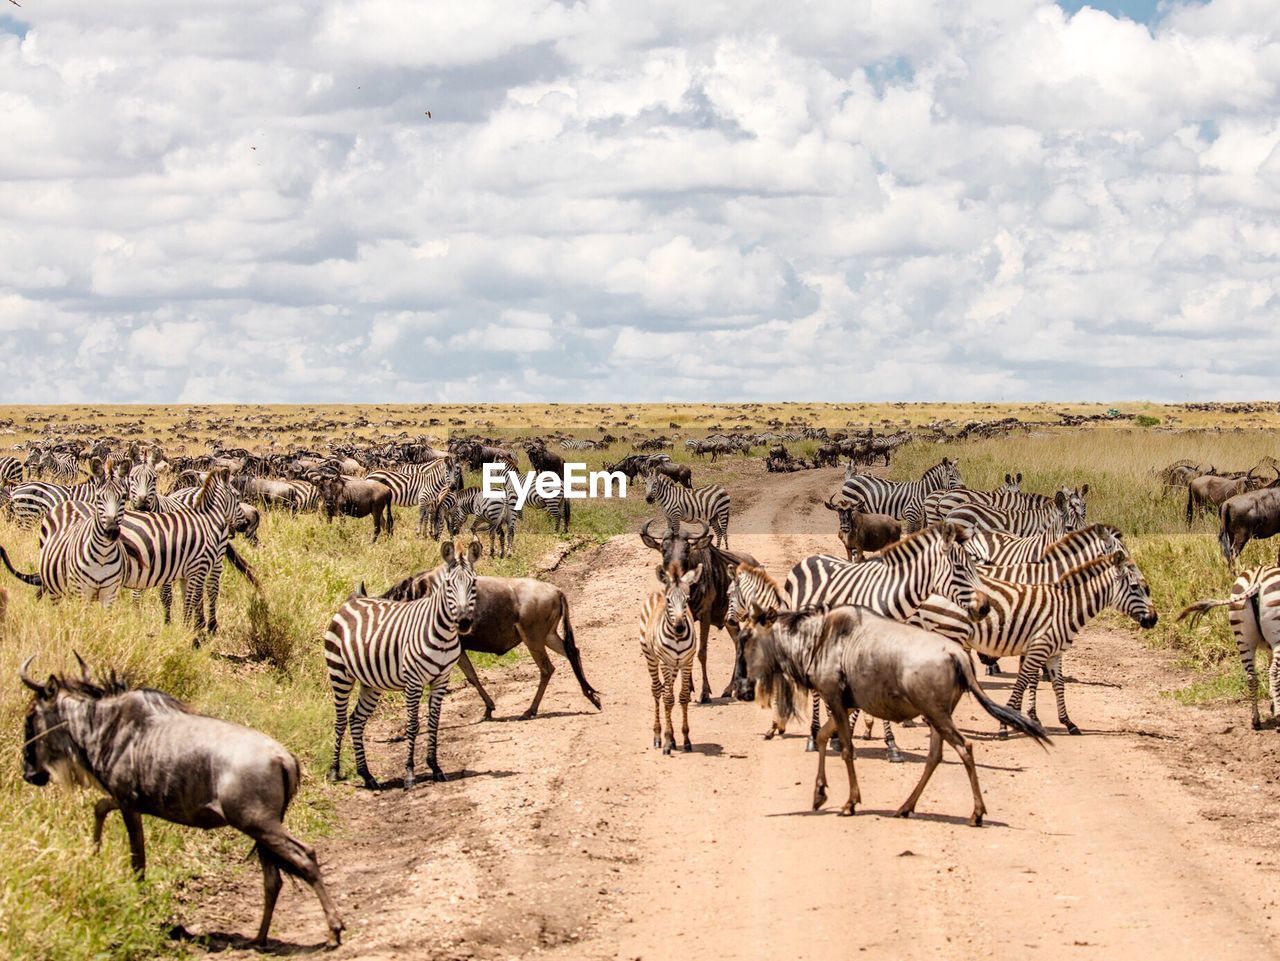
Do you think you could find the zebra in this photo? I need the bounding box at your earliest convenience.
[785,523,991,760]
[324,539,481,790]
[915,552,1157,735]
[920,474,1035,525]
[966,522,1121,567]
[944,491,1076,538]
[153,485,261,543]
[433,486,515,557]
[1180,565,1280,730]
[4,458,124,527]
[525,488,570,533]
[640,564,702,754]
[845,458,962,526]
[42,451,82,483]
[0,454,22,486]
[127,457,159,512]
[366,458,459,513]
[643,471,730,548]
[282,479,320,513]
[0,488,125,607]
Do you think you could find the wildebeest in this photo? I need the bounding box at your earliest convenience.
[823,495,901,560]
[640,518,753,702]
[1219,487,1280,569]
[20,655,343,947]
[1180,564,1280,729]
[738,605,1050,825]
[523,439,566,478]
[363,567,602,719]
[316,474,394,542]
[607,454,692,489]
[1187,467,1276,526]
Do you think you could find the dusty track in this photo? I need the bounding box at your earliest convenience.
[201,468,1280,960]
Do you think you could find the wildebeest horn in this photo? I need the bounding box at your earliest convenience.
[72,650,90,684]
[686,518,711,546]
[824,496,842,511]
[19,655,42,693]
[639,518,663,549]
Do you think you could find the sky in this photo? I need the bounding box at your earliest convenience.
[0,0,1276,404]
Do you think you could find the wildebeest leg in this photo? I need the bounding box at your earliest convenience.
[696,618,713,703]
[680,661,693,752]
[424,682,449,782]
[896,723,943,820]
[92,797,119,851]
[806,691,821,752]
[827,699,860,816]
[661,667,676,755]
[249,826,344,947]
[403,679,423,790]
[521,635,555,720]
[349,687,384,789]
[122,806,146,878]
[811,714,838,810]
[456,652,496,720]
[1045,654,1080,735]
[939,715,986,826]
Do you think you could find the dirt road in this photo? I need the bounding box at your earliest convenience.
[203,468,1280,960]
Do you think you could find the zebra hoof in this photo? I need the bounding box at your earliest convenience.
[662,744,673,756]
[682,740,692,753]
[997,727,1009,741]
[403,775,415,792]
[1066,723,1082,736]
[361,776,380,791]
[698,692,712,705]
[326,767,341,783]
[805,736,816,752]
[887,750,905,764]
[830,737,843,753]
[431,771,448,783]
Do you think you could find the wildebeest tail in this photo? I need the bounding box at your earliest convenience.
[0,545,40,587]
[225,544,261,592]
[954,651,1050,746]
[1217,508,1234,565]
[559,593,601,710]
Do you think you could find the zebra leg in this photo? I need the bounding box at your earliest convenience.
[1268,643,1280,725]
[1004,644,1050,739]
[1046,654,1080,735]
[661,667,676,756]
[205,556,225,634]
[645,649,662,748]
[160,584,173,624]
[896,721,943,820]
[806,691,821,752]
[883,719,904,763]
[696,618,713,703]
[1243,643,1261,730]
[328,677,354,781]
[424,683,449,783]
[402,679,423,790]
[349,688,384,790]
[680,661,693,752]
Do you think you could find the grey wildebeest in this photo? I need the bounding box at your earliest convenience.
[823,495,901,560]
[358,566,602,719]
[20,655,343,947]
[1187,467,1277,526]
[316,474,394,542]
[640,518,753,702]
[607,454,692,489]
[1219,487,1280,569]
[738,605,1050,825]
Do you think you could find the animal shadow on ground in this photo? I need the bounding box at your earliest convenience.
[360,768,519,791]
[169,926,328,956]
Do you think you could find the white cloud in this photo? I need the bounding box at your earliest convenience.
[0,0,1276,401]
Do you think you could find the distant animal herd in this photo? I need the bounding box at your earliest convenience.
[6,429,1280,948]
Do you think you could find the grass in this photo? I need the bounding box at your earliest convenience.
[0,406,1275,958]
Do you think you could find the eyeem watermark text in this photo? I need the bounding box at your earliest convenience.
[483,463,627,509]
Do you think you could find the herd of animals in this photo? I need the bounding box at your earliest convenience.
[7,429,1280,950]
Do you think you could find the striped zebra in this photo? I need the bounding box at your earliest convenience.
[154,485,261,543]
[42,451,82,483]
[640,564,702,754]
[944,491,1076,538]
[844,458,962,525]
[127,458,160,512]
[0,454,22,486]
[525,488,570,533]
[366,458,459,512]
[785,523,991,760]
[324,540,481,790]
[433,486,515,557]
[283,479,320,512]
[966,522,1120,567]
[1180,565,1280,730]
[643,471,730,548]
[915,552,1157,735]
[0,488,125,607]
[4,459,125,527]
[920,474,1034,526]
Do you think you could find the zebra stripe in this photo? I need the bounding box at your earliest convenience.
[525,489,571,533]
[640,565,701,754]
[27,490,126,606]
[5,461,126,527]
[325,540,480,789]
[915,553,1156,734]
[643,471,730,548]
[1180,566,1280,730]
[0,455,22,486]
[944,497,1075,538]
[845,458,961,525]
[366,459,458,512]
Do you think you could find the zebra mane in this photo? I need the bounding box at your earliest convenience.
[1039,523,1122,559]
[735,561,782,597]
[859,522,950,564]
[1055,552,1122,586]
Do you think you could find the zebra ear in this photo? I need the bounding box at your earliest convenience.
[1055,490,1067,509]
[655,564,669,584]
[1017,472,1023,483]
[1080,483,1090,496]
[466,538,483,565]
[440,540,456,565]
[1110,550,1126,566]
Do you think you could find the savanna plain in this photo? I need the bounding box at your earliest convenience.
[2,401,1280,961]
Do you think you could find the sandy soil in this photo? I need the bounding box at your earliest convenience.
[194,467,1280,961]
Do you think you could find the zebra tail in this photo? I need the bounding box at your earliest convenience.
[0,545,41,588]
[559,593,601,710]
[1178,592,1249,629]
[954,652,1051,747]
[224,544,262,592]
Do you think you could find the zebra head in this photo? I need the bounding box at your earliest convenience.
[936,524,990,622]
[642,470,665,504]
[430,489,462,541]
[999,472,1023,493]
[438,539,481,635]
[95,488,123,541]
[23,450,43,478]
[658,563,702,632]
[127,463,158,512]
[1104,551,1158,629]
[1059,485,1089,531]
